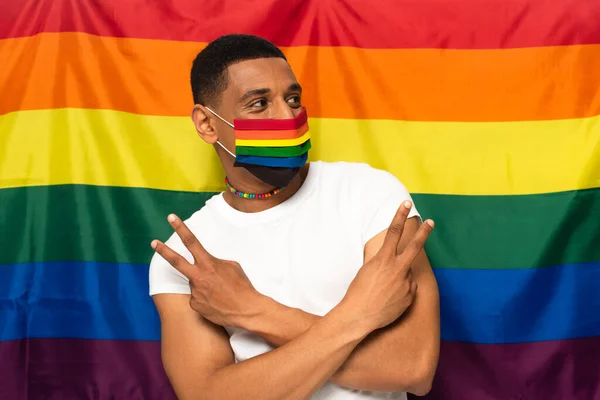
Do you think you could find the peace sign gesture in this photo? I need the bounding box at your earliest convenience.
[151,214,262,327]
[341,201,434,331]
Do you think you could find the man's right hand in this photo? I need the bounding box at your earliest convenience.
[340,201,434,332]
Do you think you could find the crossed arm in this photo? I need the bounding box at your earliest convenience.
[246,217,440,393]
[152,216,440,399]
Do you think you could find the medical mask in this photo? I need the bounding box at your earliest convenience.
[205,107,311,188]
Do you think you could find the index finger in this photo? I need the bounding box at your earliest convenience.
[381,200,413,255]
[397,219,435,265]
[151,239,197,279]
[167,214,212,264]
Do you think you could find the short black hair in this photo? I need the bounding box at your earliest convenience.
[190,34,287,107]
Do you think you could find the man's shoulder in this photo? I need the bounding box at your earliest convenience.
[313,161,418,246]
[147,198,225,295]
[157,194,222,249]
[315,161,405,191]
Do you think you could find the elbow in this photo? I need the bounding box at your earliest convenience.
[404,365,436,397]
[407,377,433,397]
[405,339,439,396]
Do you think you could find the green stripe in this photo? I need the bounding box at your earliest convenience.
[413,189,600,269]
[1,185,598,269]
[236,140,311,157]
[0,185,215,266]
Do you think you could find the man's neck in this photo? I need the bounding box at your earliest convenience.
[222,164,310,213]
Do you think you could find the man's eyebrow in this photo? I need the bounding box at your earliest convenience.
[238,88,271,104]
[288,83,302,93]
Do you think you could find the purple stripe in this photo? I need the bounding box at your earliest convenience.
[410,337,600,400]
[2,337,599,398]
[0,338,176,400]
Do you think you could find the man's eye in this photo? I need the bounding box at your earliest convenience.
[287,96,301,106]
[250,100,267,108]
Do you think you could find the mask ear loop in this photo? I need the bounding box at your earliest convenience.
[204,106,236,158]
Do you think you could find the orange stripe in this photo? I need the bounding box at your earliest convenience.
[1,32,599,121]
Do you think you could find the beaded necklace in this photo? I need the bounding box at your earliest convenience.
[224,177,285,199]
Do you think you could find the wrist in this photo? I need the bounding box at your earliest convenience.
[325,300,376,342]
[240,295,321,348]
[237,293,282,332]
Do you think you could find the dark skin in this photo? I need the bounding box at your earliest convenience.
[151,57,440,399]
[190,57,309,213]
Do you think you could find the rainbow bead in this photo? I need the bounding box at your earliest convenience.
[224,177,285,200]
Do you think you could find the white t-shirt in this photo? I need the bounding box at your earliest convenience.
[149,161,420,400]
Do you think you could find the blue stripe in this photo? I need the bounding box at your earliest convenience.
[1,261,599,343]
[235,152,308,168]
[436,262,600,344]
[0,262,161,341]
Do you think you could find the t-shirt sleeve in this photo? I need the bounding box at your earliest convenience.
[359,166,421,247]
[148,231,193,296]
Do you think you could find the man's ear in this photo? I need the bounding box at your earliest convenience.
[191,104,218,144]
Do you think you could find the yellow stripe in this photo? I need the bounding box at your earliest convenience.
[235,132,311,147]
[1,108,599,195]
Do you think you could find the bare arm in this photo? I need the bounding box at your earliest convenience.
[242,217,440,395]
[150,204,433,399]
[154,293,371,400]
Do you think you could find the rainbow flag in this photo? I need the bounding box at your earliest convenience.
[1,1,600,398]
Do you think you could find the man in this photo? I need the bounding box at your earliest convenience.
[149,34,440,400]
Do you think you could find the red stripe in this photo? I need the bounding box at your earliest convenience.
[412,337,600,400]
[234,108,307,130]
[1,0,599,49]
[235,123,309,140]
[0,338,175,400]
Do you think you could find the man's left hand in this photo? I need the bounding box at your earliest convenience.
[151,214,264,328]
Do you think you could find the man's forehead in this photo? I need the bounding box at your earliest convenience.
[226,58,298,95]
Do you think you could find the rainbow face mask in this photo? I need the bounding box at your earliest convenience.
[205,107,311,187]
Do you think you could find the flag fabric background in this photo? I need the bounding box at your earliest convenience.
[1,1,600,399]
